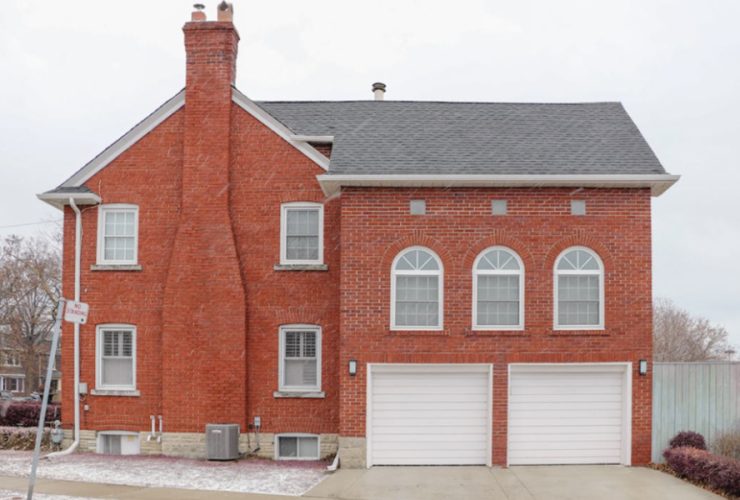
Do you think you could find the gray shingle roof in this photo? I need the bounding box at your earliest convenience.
[257,101,665,176]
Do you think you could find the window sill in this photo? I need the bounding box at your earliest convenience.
[90,389,140,397]
[466,329,529,337]
[551,329,608,336]
[388,329,448,337]
[273,391,325,399]
[273,264,328,272]
[90,264,142,272]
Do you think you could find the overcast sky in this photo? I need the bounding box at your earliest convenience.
[1,0,738,346]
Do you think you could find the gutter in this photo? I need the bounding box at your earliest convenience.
[316,174,680,197]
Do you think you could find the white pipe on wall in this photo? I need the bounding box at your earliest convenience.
[46,198,82,458]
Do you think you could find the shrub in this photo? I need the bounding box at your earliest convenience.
[0,401,61,427]
[664,446,740,497]
[669,431,707,450]
[713,430,740,461]
[0,426,52,450]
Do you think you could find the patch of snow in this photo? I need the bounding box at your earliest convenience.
[0,451,327,496]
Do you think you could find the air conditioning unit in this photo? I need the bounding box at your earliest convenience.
[205,423,240,460]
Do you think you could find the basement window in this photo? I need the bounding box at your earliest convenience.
[276,434,320,460]
[97,432,140,455]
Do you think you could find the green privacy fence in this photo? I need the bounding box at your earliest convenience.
[652,362,740,462]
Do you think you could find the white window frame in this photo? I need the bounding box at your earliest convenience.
[96,204,139,265]
[472,246,525,331]
[95,324,137,391]
[278,325,322,393]
[1,376,25,393]
[2,350,21,367]
[553,246,605,330]
[274,433,321,460]
[390,246,444,331]
[279,202,324,265]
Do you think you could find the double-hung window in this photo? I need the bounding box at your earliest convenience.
[97,204,139,265]
[391,247,443,330]
[473,247,524,330]
[280,203,323,265]
[96,325,136,390]
[554,247,605,329]
[279,325,321,392]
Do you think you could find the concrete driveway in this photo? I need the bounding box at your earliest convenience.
[304,466,721,500]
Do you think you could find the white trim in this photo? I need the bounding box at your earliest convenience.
[274,433,321,460]
[278,325,322,393]
[95,324,137,392]
[36,192,102,211]
[390,246,444,331]
[96,204,139,266]
[316,174,680,197]
[472,246,525,331]
[0,375,25,393]
[291,135,334,144]
[366,363,493,468]
[279,202,324,265]
[506,362,632,466]
[553,246,605,330]
[231,89,330,171]
[61,91,185,188]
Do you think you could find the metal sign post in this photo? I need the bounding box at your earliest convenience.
[27,299,86,499]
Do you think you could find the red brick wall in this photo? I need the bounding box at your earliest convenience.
[338,187,653,465]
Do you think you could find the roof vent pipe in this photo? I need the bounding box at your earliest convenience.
[372,82,386,101]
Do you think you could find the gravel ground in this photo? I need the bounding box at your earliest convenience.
[0,451,327,496]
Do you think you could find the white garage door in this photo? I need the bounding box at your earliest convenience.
[368,364,492,466]
[508,364,630,465]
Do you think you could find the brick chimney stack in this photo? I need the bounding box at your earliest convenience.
[162,3,247,433]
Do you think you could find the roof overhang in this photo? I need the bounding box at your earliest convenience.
[316,174,680,197]
[37,192,102,211]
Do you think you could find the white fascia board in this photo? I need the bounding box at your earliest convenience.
[291,135,334,144]
[231,88,329,171]
[316,174,680,197]
[60,90,186,188]
[36,192,102,211]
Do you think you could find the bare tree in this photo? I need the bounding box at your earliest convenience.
[654,298,732,362]
[0,234,61,392]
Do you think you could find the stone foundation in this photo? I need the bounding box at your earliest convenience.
[63,429,338,460]
[338,436,366,468]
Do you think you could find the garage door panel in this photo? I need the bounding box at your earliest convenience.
[508,367,627,465]
[509,401,622,411]
[369,366,490,466]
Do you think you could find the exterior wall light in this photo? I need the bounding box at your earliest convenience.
[639,359,648,376]
[348,359,357,376]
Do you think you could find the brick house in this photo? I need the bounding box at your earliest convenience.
[39,3,677,466]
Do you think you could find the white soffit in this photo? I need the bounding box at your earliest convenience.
[316,174,680,197]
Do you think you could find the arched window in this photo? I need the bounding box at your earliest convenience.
[555,247,604,329]
[473,247,524,329]
[391,247,443,330]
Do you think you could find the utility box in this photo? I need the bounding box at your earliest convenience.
[205,424,240,460]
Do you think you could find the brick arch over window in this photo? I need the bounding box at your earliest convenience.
[462,234,535,272]
[379,233,453,274]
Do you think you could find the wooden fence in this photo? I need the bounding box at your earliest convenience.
[652,361,740,462]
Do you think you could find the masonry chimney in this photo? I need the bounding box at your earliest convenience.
[162,3,247,433]
[372,82,386,101]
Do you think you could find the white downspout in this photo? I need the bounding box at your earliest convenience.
[46,198,82,458]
